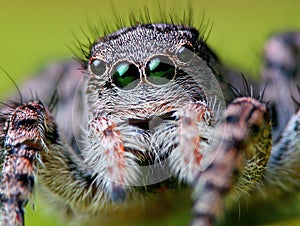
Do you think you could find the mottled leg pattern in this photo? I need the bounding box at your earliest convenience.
[258,33,300,195]
[262,32,300,140]
[0,100,103,225]
[0,62,97,225]
[0,102,52,226]
[191,97,271,226]
[263,109,300,194]
[190,32,300,226]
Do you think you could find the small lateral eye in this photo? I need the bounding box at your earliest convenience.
[177,43,195,63]
[112,61,140,90]
[145,55,175,85]
[90,59,106,76]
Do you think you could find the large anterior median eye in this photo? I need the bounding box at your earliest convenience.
[145,55,175,85]
[112,61,140,90]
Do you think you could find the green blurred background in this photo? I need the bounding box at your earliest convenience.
[0,0,300,225]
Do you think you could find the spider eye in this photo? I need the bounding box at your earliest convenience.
[112,61,140,90]
[90,59,106,75]
[177,44,195,63]
[145,55,175,85]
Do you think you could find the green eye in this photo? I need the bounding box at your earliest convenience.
[146,55,175,85]
[112,61,140,89]
[90,59,106,75]
[177,44,195,63]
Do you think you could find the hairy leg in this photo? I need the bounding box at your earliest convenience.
[254,32,300,197]
[260,109,300,196]
[262,32,300,141]
[0,99,99,225]
[0,60,104,225]
[191,97,271,226]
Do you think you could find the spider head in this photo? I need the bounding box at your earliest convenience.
[86,23,224,123]
[81,24,225,199]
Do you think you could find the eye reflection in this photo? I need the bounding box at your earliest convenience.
[112,61,140,90]
[90,59,106,76]
[177,44,195,63]
[145,55,175,85]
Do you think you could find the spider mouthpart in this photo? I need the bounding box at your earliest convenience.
[128,111,176,131]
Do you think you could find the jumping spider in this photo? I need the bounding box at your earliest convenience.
[1,16,300,226]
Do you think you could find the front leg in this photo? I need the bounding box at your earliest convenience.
[0,100,102,225]
[0,101,53,226]
[191,97,272,226]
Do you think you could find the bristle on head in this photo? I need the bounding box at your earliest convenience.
[71,7,212,68]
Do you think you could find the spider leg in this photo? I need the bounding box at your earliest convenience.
[257,32,300,197]
[191,97,272,226]
[261,109,300,194]
[0,102,46,226]
[0,100,100,225]
[262,32,300,141]
[0,61,107,225]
